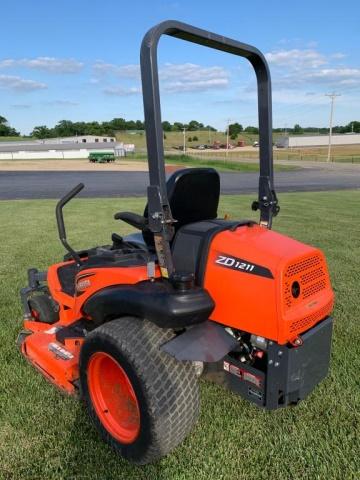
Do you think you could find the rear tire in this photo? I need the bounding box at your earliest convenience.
[79,317,199,464]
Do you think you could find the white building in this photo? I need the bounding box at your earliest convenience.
[0,138,134,160]
[41,135,116,144]
[276,133,360,148]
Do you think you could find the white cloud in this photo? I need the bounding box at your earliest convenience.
[93,61,229,93]
[0,74,47,92]
[305,68,360,85]
[160,63,228,81]
[164,78,228,93]
[44,100,79,106]
[11,104,31,109]
[160,63,229,92]
[0,57,84,73]
[103,86,141,96]
[93,62,140,78]
[266,49,326,69]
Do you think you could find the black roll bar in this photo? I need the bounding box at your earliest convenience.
[140,20,279,277]
[56,183,84,266]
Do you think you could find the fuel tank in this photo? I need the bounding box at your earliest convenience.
[203,224,334,344]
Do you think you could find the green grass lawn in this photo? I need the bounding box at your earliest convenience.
[0,191,359,480]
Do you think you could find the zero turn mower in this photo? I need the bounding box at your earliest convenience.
[18,21,334,465]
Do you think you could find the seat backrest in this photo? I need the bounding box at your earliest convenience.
[143,168,220,245]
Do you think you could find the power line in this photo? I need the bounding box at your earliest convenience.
[325,93,341,162]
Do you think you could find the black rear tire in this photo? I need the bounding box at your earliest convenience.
[28,294,59,324]
[79,317,199,464]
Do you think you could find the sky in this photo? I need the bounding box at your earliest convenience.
[0,0,359,134]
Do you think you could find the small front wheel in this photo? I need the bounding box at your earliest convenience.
[28,294,59,324]
[79,317,200,464]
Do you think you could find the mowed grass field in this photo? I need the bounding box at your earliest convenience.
[0,191,359,480]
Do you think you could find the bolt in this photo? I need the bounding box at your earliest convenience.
[268,359,273,365]
[278,351,283,357]
[274,362,280,367]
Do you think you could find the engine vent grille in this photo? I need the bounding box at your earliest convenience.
[289,299,333,334]
[284,254,327,310]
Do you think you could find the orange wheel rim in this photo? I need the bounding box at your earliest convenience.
[87,352,140,444]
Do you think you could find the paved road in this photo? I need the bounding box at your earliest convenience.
[0,168,359,200]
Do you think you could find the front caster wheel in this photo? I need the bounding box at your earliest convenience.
[79,317,200,465]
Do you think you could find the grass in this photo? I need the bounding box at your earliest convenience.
[130,153,298,172]
[0,191,359,480]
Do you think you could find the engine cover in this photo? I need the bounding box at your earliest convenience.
[203,224,334,344]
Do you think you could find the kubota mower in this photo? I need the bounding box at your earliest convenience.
[18,21,334,465]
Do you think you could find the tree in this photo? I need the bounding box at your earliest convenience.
[293,124,303,134]
[244,126,259,134]
[173,122,184,132]
[0,115,20,136]
[31,125,53,138]
[205,125,217,132]
[162,121,172,132]
[192,135,198,141]
[188,120,203,131]
[228,122,243,136]
[53,120,77,137]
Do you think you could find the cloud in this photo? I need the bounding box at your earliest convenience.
[160,63,228,80]
[265,47,360,94]
[273,67,360,89]
[164,78,228,93]
[93,62,140,78]
[160,63,229,92]
[331,52,347,60]
[43,100,79,106]
[11,104,31,109]
[305,68,360,85]
[0,74,47,92]
[266,49,326,68]
[93,61,229,93]
[103,86,141,96]
[0,57,84,73]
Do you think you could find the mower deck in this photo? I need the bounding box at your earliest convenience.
[20,320,84,394]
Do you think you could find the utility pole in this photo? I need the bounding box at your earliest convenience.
[325,93,341,162]
[183,127,186,154]
[226,118,231,160]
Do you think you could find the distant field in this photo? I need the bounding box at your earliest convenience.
[117,131,360,163]
[1,133,359,163]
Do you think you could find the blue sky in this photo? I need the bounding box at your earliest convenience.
[1,0,359,134]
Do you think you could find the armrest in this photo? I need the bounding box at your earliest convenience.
[114,211,148,230]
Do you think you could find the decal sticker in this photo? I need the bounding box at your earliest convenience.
[223,360,263,388]
[248,387,263,401]
[215,253,274,279]
[44,327,61,335]
[76,278,91,291]
[48,342,74,360]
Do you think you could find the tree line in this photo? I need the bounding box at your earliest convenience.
[0,116,20,136]
[29,119,218,139]
[228,121,360,139]
[0,115,359,139]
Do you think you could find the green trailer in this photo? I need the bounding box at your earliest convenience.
[88,152,115,163]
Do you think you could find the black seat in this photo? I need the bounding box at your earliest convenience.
[116,168,220,248]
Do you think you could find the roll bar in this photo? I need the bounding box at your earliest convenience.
[56,183,84,266]
[140,20,279,277]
